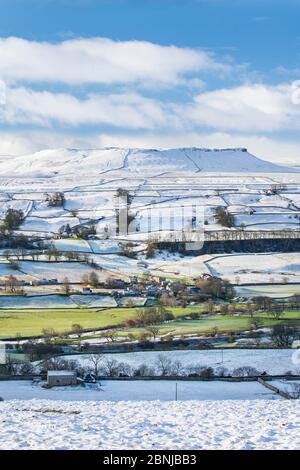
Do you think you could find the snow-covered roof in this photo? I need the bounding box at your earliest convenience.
[47,370,76,376]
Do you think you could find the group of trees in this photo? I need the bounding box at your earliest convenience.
[271,324,299,348]
[195,277,235,300]
[46,192,65,207]
[0,209,25,236]
[81,271,99,288]
[2,348,299,381]
[73,224,96,239]
[126,307,174,329]
[21,353,277,379]
[43,248,99,270]
[58,223,96,240]
[119,242,138,259]
[215,207,235,228]
[3,274,24,294]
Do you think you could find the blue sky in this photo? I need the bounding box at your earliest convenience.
[0,0,299,164]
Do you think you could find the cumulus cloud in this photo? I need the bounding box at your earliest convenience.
[180,83,300,132]
[2,87,175,129]
[0,35,298,166]
[1,82,299,134]
[0,37,230,86]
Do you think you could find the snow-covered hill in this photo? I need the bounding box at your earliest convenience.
[0,147,295,178]
[0,146,298,240]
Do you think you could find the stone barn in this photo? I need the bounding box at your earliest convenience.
[47,371,77,387]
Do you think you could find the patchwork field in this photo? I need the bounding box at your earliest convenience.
[0,148,298,239]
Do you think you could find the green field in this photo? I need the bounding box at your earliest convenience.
[0,306,299,340]
[116,315,299,338]
[0,306,204,339]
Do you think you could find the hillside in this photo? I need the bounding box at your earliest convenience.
[0,147,295,179]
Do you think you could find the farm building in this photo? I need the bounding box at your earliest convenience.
[47,371,77,387]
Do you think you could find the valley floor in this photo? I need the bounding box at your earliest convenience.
[0,399,298,450]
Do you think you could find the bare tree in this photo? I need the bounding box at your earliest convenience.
[103,358,120,377]
[155,354,173,376]
[232,366,261,377]
[102,329,118,343]
[62,276,71,295]
[146,326,160,341]
[271,324,299,347]
[88,354,103,378]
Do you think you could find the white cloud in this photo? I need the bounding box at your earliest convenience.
[179,83,300,132]
[0,35,298,168]
[0,37,229,86]
[2,87,175,129]
[2,82,299,135]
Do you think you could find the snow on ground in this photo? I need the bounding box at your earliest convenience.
[271,380,300,396]
[62,349,299,375]
[235,213,300,229]
[90,254,146,276]
[0,380,281,402]
[70,294,117,308]
[88,240,121,254]
[0,148,299,240]
[30,202,67,218]
[236,284,300,298]
[18,261,105,282]
[151,254,212,278]
[0,294,74,309]
[20,216,80,234]
[53,238,92,253]
[64,191,116,211]
[0,398,298,449]
[0,262,26,279]
[207,253,300,283]
[0,148,127,178]
[0,294,117,309]
[0,200,31,219]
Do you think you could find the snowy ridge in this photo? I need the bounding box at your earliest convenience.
[0,146,295,178]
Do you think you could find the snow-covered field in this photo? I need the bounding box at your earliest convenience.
[62,349,299,375]
[207,252,300,284]
[18,261,108,283]
[0,399,298,449]
[0,146,299,288]
[0,379,281,402]
[271,380,300,396]
[0,294,117,309]
[236,284,300,298]
[1,147,299,238]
